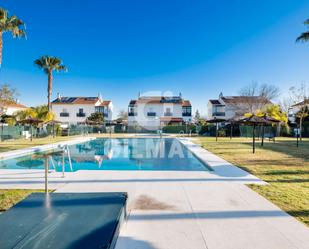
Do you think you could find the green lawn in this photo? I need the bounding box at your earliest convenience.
[194,136,309,227]
[0,136,84,153]
[0,189,44,212]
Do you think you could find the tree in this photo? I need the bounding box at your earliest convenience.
[289,84,309,140]
[88,112,104,123]
[34,56,67,111]
[0,84,19,103]
[117,109,128,120]
[238,81,280,114]
[194,110,201,121]
[0,8,26,67]
[296,18,309,42]
[12,105,54,124]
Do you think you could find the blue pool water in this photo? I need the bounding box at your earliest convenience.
[0,138,209,171]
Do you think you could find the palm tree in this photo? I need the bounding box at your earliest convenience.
[34,56,67,111]
[296,19,309,42]
[0,7,26,67]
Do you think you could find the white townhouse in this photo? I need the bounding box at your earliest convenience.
[288,99,309,123]
[128,94,192,130]
[51,94,113,125]
[207,93,271,120]
[0,101,27,116]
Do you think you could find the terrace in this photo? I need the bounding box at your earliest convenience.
[0,134,309,249]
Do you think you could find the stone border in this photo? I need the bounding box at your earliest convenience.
[178,138,267,185]
[0,137,96,161]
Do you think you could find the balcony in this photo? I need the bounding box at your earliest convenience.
[212,112,225,117]
[60,112,69,117]
[164,112,173,116]
[76,113,86,117]
[147,112,156,117]
[128,112,137,116]
[182,113,191,117]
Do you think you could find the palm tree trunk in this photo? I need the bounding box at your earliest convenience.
[47,72,53,111]
[0,31,3,68]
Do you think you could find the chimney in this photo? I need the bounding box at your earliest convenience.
[98,93,103,101]
[57,93,61,100]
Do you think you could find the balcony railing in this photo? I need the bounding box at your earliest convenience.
[212,112,225,117]
[60,112,69,117]
[128,112,137,116]
[76,113,86,117]
[182,113,191,117]
[164,112,173,116]
[147,112,156,117]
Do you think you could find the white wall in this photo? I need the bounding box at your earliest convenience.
[52,104,95,124]
[128,103,191,129]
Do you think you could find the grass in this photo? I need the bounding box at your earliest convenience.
[194,136,309,227]
[0,189,44,212]
[0,136,83,153]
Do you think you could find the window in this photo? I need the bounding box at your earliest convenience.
[164,107,172,116]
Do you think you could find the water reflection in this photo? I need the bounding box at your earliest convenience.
[1,138,208,172]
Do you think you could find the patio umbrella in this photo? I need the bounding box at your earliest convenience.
[226,118,240,140]
[206,118,226,141]
[238,115,279,153]
[18,118,44,141]
[45,120,62,138]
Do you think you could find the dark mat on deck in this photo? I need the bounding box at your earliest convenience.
[0,192,127,249]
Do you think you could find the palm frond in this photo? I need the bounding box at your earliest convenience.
[296,32,309,42]
[34,55,67,74]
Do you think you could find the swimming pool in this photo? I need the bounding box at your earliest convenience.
[0,138,209,171]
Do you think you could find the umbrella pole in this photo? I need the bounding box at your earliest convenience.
[261,125,264,146]
[296,130,299,148]
[53,123,55,138]
[253,124,256,154]
[216,122,218,141]
[45,156,49,193]
[30,124,33,142]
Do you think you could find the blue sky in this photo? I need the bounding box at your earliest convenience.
[1,0,309,116]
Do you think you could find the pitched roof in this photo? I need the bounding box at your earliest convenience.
[221,96,272,104]
[52,97,111,105]
[291,99,309,107]
[129,96,191,106]
[209,99,221,105]
[129,100,137,106]
[182,100,191,107]
[0,101,27,109]
[98,101,111,107]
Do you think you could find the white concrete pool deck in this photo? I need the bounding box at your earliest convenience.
[0,138,309,249]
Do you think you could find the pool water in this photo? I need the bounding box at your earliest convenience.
[0,138,209,172]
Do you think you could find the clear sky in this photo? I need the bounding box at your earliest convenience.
[1,0,309,117]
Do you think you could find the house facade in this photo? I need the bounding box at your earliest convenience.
[128,94,192,130]
[51,95,113,125]
[0,101,27,116]
[207,93,271,120]
[288,99,309,123]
